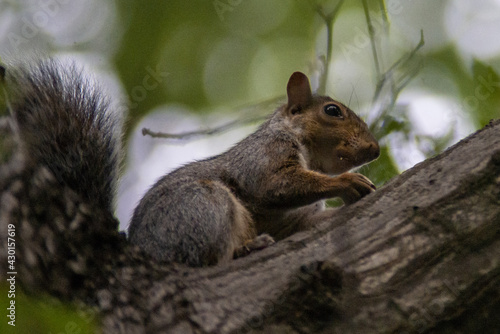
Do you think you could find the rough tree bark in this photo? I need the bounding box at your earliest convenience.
[0,119,499,334]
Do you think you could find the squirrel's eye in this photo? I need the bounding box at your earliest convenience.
[323,104,342,117]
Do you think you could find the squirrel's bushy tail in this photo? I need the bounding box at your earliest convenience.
[5,59,122,212]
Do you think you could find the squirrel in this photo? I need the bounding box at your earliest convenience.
[3,59,380,267]
[129,67,380,265]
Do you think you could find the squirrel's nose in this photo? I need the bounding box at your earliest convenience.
[368,142,380,160]
[359,141,380,163]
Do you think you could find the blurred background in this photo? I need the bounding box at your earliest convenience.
[1,0,499,230]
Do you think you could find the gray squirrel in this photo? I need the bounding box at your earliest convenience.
[4,59,379,267]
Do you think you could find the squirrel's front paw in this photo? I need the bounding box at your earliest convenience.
[337,173,376,205]
[233,234,275,259]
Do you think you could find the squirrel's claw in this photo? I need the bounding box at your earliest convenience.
[234,234,275,259]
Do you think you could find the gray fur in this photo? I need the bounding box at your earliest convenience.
[6,59,122,212]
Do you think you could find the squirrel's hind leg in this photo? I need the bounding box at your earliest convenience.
[129,178,257,267]
[195,180,274,262]
[176,179,258,266]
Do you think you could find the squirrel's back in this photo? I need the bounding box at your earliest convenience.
[5,59,122,211]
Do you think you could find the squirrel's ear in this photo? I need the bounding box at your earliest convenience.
[287,72,312,113]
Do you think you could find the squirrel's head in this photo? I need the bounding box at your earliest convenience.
[284,71,380,174]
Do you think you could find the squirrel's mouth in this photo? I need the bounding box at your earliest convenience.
[336,150,352,164]
[332,152,355,173]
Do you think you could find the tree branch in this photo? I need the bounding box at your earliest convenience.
[1,115,499,333]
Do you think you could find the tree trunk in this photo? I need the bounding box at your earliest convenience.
[1,119,499,334]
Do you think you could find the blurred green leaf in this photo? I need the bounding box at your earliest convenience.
[427,46,500,128]
[470,59,500,127]
[426,45,469,95]
[0,285,97,334]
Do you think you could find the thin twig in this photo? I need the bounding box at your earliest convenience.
[141,96,284,142]
[362,0,381,80]
[385,30,425,80]
[372,29,424,104]
[378,0,390,33]
[394,58,422,95]
[367,29,424,132]
[315,0,345,95]
[142,115,267,140]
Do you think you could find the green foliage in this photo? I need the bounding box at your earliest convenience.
[427,46,500,127]
[470,60,500,126]
[113,0,318,133]
[0,285,97,334]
